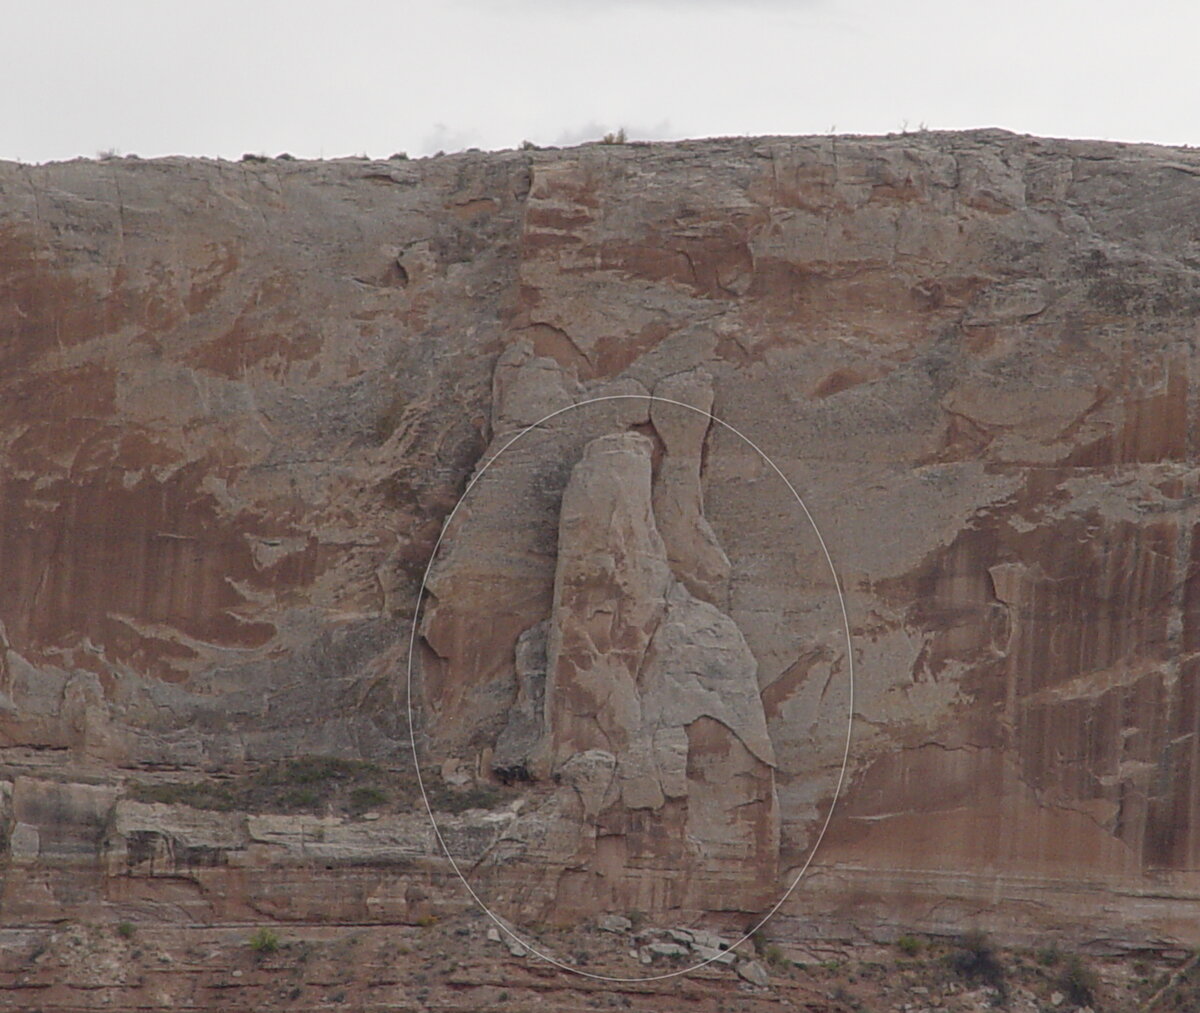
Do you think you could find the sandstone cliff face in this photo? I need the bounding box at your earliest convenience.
[5,132,1200,950]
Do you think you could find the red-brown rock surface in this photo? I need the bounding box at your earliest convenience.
[5,131,1200,987]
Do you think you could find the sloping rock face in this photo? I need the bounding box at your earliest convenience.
[5,132,1200,950]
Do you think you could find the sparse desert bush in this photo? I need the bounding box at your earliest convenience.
[128,755,394,816]
[249,926,280,954]
[127,779,239,811]
[1036,944,1061,966]
[128,756,510,821]
[116,921,135,939]
[600,127,627,144]
[424,781,501,813]
[266,756,378,786]
[895,934,923,957]
[349,786,389,812]
[949,929,1006,997]
[1059,954,1099,1006]
[763,943,788,969]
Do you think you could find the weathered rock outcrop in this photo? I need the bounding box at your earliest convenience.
[5,131,1200,957]
[483,428,777,916]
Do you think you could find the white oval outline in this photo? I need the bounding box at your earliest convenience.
[405,393,855,982]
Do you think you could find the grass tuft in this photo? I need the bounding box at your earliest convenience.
[249,927,280,954]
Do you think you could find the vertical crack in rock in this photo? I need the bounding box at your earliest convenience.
[492,620,548,784]
[650,369,732,608]
[417,340,650,758]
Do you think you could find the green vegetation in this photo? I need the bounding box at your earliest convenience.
[126,779,240,811]
[1035,944,1061,966]
[127,755,509,820]
[129,755,385,816]
[895,935,924,957]
[261,756,377,787]
[116,921,135,940]
[763,943,789,969]
[949,930,1006,998]
[349,786,389,813]
[600,127,627,145]
[423,781,501,813]
[249,927,280,954]
[1059,954,1099,1006]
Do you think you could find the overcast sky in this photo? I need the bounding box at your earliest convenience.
[5,0,1199,163]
